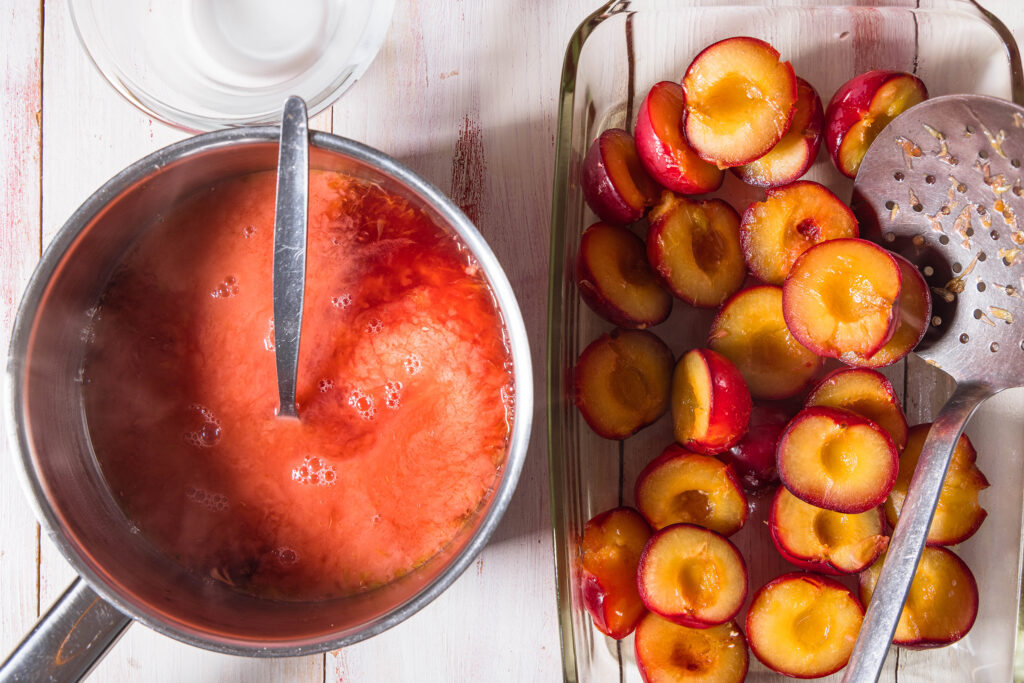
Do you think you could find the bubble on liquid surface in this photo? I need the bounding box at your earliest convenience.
[403,354,422,375]
[274,547,298,565]
[318,378,334,393]
[365,318,383,334]
[291,454,337,486]
[186,486,228,512]
[500,382,515,407]
[210,275,240,299]
[242,225,256,238]
[348,389,376,420]
[263,317,276,352]
[501,382,516,428]
[385,380,402,409]
[331,293,352,309]
[198,421,221,446]
[184,404,222,448]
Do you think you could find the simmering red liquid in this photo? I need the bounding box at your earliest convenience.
[83,171,513,600]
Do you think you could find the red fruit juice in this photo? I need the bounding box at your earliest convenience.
[82,170,514,600]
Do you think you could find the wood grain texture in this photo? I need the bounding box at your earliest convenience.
[0,0,1022,681]
[33,2,321,681]
[326,0,582,679]
[0,0,43,661]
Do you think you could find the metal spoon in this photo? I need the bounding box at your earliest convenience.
[273,96,309,418]
[844,94,1024,682]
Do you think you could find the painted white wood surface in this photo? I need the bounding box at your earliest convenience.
[2,1,1023,681]
[0,0,43,670]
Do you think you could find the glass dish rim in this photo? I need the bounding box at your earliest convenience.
[545,1,1024,681]
[66,0,396,133]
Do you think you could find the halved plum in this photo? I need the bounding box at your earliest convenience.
[770,487,889,575]
[682,37,798,168]
[637,523,748,628]
[576,222,672,328]
[847,253,932,368]
[805,367,909,451]
[574,328,674,440]
[859,546,978,648]
[733,77,824,188]
[825,70,929,178]
[671,348,752,454]
[635,444,748,536]
[635,614,749,683]
[721,404,790,490]
[885,424,989,546]
[778,406,899,514]
[739,180,859,285]
[783,238,902,360]
[708,286,822,400]
[746,572,864,678]
[647,193,745,308]
[582,128,661,225]
[580,506,653,639]
[635,81,724,195]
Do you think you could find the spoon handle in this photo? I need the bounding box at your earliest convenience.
[0,578,131,683]
[842,381,994,683]
[273,96,309,419]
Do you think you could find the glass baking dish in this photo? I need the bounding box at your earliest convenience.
[546,1,1024,681]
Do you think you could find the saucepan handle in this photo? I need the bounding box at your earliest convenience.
[842,381,994,682]
[0,578,131,683]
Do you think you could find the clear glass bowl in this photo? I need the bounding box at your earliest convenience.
[68,0,394,132]
[546,1,1024,681]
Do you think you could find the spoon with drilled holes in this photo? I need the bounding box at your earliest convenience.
[843,94,1024,682]
[273,96,309,419]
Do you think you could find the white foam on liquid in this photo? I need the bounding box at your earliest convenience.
[347,389,375,420]
[263,317,276,352]
[384,380,402,409]
[291,454,337,486]
[210,275,239,299]
[186,486,229,512]
[184,403,222,448]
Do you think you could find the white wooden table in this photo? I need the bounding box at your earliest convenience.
[2,1,1023,681]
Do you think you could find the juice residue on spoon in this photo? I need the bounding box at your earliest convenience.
[82,170,514,600]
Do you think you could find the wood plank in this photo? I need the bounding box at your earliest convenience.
[0,0,44,659]
[325,0,577,679]
[37,0,185,621]
[34,2,322,680]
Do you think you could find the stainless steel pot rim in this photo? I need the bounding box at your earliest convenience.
[4,127,533,656]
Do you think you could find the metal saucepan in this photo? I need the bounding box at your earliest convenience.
[2,128,532,681]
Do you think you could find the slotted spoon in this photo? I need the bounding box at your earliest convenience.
[844,94,1024,682]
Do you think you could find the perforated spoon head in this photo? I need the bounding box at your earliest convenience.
[852,94,1024,392]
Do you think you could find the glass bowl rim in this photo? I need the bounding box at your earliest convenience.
[66,0,397,132]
